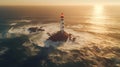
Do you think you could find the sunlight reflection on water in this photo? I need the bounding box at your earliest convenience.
[88,5,108,33]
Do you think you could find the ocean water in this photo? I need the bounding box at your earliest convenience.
[0,6,120,42]
[0,5,120,67]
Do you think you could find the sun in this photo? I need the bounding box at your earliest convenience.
[90,5,105,24]
[94,5,104,16]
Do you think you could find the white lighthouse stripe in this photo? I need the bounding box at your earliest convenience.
[60,13,64,33]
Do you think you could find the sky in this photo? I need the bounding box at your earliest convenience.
[0,0,120,6]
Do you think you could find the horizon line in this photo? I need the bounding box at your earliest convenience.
[0,3,120,6]
[0,4,120,6]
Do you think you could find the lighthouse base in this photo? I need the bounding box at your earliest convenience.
[47,31,69,42]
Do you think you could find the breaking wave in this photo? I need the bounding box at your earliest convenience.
[1,22,120,67]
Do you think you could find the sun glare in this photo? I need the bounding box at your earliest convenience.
[94,5,104,17]
[89,5,107,33]
[90,5,106,23]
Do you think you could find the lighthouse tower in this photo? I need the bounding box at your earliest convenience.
[47,13,69,42]
[60,13,64,33]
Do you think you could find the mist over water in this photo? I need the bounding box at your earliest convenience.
[0,5,120,67]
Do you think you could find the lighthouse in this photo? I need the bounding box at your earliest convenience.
[46,13,69,42]
[60,13,64,33]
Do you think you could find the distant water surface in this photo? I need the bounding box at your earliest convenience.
[0,5,120,42]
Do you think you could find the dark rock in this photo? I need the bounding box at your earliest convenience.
[47,31,69,42]
[28,27,45,33]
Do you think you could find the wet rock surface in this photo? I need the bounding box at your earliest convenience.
[47,31,69,42]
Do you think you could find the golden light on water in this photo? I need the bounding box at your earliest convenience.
[93,5,103,17]
[89,5,107,33]
[93,5,104,18]
[90,5,105,23]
